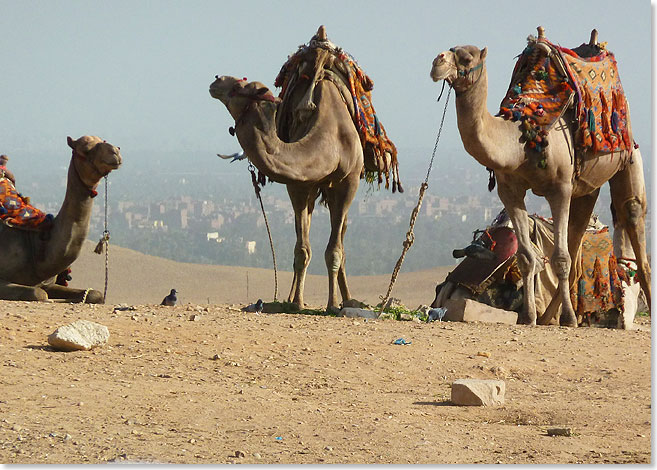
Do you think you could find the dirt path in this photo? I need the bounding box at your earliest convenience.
[0,301,650,464]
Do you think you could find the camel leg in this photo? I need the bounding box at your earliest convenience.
[0,280,48,301]
[336,212,352,302]
[537,189,600,325]
[286,185,316,309]
[497,183,538,324]
[544,184,578,327]
[325,174,359,312]
[42,284,104,303]
[609,149,651,312]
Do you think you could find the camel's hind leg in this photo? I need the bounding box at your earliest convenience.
[0,280,48,301]
[537,189,600,325]
[286,185,317,309]
[609,148,651,313]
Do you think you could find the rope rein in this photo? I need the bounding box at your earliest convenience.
[93,175,110,303]
[248,163,279,301]
[379,85,452,310]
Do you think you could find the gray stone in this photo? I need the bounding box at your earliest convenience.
[47,320,110,351]
[444,299,517,325]
[339,307,379,319]
[451,378,505,406]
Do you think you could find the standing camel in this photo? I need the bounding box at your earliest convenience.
[210,27,398,312]
[430,28,650,326]
[0,135,122,302]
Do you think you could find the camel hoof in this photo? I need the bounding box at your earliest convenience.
[326,305,341,315]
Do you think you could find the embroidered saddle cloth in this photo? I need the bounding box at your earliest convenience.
[275,42,401,191]
[0,177,53,230]
[498,33,631,165]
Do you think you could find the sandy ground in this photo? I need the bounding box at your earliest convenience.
[0,242,652,464]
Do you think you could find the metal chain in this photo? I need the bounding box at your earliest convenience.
[380,86,452,310]
[248,164,278,301]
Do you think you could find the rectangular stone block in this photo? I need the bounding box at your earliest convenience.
[443,298,517,325]
[451,378,505,406]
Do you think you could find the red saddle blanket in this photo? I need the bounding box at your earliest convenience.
[499,34,631,163]
[0,177,52,230]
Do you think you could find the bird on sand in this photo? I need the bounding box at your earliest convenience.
[242,299,264,314]
[161,289,178,306]
[427,307,447,322]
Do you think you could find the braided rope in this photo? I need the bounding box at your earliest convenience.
[379,86,452,310]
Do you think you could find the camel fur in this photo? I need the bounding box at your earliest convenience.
[0,136,122,303]
[430,27,650,326]
[210,32,367,312]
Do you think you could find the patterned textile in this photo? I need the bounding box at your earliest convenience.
[572,227,625,317]
[498,34,631,169]
[0,177,52,230]
[275,44,401,191]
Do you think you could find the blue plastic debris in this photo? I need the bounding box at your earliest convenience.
[392,338,411,345]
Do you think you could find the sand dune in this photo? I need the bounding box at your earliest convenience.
[70,240,454,308]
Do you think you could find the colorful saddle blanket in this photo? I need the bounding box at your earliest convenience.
[499,34,631,167]
[274,43,401,191]
[0,177,53,230]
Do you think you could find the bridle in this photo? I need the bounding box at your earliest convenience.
[448,48,485,94]
[224,77,278,136]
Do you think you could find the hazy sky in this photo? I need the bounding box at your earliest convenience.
[0,0,652,176]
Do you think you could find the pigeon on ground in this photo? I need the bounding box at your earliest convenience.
[427,307,447,322]
[161,289,177,306]
[217,151,246,163]
[242,299,264,314]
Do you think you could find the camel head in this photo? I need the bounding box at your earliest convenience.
[430,45,487,92]
[66,135,122,189]
[209,75,279,120]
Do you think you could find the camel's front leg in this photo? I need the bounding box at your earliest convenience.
[286,186,316,309]
[0,280,48,301]
[497,183,538,324]
[43,284,104,304]
[538,190,600,325]
[325,174,359,312]
[545,184,578,326]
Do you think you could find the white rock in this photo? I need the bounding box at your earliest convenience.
[451,378,505,406]
[47,320,110,351]
[339,307,379,319]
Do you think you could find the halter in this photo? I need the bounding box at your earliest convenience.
[226,80,278,136]
[449,48,485,93]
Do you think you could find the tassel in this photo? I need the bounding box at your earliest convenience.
[611,111,619,133]
[487,168,496,192]
[94,239,105,254]
[587,109,596,132]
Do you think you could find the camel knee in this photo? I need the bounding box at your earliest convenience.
[619,197,645,227]
[325,248,342,273]
[551,252,571,280]
[293,245,311,271]
[84,289,104,304]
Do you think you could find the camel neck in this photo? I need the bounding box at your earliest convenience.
[453,68,522,171]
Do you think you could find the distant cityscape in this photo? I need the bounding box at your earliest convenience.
[14,148,652,276]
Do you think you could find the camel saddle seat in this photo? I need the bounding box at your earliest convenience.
[0,177,53,231]
[274,36,402,192]
[498,31,632,172]
[446,226,519,295]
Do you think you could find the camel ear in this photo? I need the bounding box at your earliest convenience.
[480,47,488,61]
[256,87,269,96]
[67,136,75,149]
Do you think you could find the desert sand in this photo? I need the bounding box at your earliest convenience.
[0,241,651,464]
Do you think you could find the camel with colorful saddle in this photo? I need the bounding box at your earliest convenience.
[210,26,400,312]
[0,136,122,303]
[430,26,650,326]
